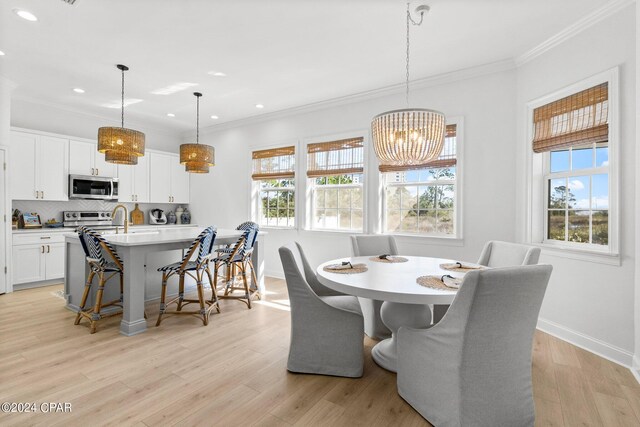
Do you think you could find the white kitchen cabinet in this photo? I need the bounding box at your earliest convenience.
[149,152,190,204]
[12,233,66,285]
[69,139,117,177]
[118,154,149,203]
[9,131,68,201]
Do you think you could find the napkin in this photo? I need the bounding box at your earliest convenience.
[441,275,463,289]
[442,261,483,270]
[325,262,353,271]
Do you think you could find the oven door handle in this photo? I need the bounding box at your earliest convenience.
[110,179,114,198]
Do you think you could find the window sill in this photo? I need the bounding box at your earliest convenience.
[259,226,297,231]
[532,242,620,266]
[385,233,464,247]
[303,228,365,236]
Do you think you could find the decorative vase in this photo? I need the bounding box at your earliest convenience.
[180,208,191,225]
[175,206,184,224]
[167,211,177,225]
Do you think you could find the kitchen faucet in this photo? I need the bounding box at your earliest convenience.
[111,204,129,234]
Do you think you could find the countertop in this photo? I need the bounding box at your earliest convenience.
[13,224,199,234]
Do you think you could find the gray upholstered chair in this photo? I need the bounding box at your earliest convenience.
[279,242,365,378]
[397,264,553,427]
[477,240,541,267]
[350,235,398,339]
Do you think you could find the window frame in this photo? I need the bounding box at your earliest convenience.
[525,67,619,261]
[303,131,369,234]
[380,117,464,240]
[249,141,299,230]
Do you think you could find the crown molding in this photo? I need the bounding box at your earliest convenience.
[11,94,182,137]
[515,0,635,66]
[190,58,515,138]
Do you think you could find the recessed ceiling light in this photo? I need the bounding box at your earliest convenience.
[0,51,5,56]
[167,113,175,117]
[255,104,264,109]
[13,9,38,22]
[207,71,226,77]
[73,88,85,93]
[210,115,219,119]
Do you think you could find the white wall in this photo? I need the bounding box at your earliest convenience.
[11,98,182,153]
[634,2,640,379]
[189,68,518,279]
[516,7,636,362]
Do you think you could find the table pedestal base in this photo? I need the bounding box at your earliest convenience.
[371,301,432,372]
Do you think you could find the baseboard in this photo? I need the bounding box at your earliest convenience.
[537,318,634,368]
[632,355,640,384]
[265,270,285,280]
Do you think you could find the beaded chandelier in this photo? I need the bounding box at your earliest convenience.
[180,92,215,173]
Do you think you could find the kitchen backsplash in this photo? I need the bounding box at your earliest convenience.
[12,200,189,225]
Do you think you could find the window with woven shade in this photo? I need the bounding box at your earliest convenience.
[382,123,459,236]
[307,137,365,232]
[252,146,296,228]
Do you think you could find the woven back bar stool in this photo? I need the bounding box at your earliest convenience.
[156,226,219,327]
[216,221,259,281]
[214,227,260,308]
[74,226,124,334]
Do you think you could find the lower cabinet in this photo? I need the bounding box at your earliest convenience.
[12,233,66,285]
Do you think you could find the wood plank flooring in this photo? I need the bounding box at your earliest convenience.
[0,278,638,426]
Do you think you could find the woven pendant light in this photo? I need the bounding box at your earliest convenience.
[180,92,215,174]
[98,64,145,165]
[371,4,445,169]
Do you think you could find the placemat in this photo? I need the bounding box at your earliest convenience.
[323,263,368,274]
[368,256,409,263]
[439,262,486,273]
[416,275,461,291]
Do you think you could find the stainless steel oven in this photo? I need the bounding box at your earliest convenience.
[69,175,119,200]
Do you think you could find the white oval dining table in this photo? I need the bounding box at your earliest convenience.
[317,255,460,372]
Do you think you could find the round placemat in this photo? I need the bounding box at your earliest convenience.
[439,263,486,273]
[323,263,368,274]
[416,275,460,291]
[368,256,409,264]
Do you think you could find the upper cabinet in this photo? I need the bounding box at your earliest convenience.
[149,152,190,204]
[10,131,68,201]
[69,139,117,178]
[118,154,149,203]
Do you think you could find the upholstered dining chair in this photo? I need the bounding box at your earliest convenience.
[156,226,219,327]
[477,240,541,267]
[397,264,553,427]
[350,235,398,339]
[74,226,124,333]
[214,227,260,308]
[279,242,365,378]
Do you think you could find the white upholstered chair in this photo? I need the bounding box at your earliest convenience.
[477,240,541,267]
[350,235,398,339]
[397,264,553,427]
[279,242,365,377]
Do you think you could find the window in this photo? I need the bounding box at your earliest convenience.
[252,146,296,228]
[534,83,610,248]
[307,137,365,232]
[382,124,459,236]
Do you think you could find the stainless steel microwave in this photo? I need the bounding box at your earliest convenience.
[69,175,119,200]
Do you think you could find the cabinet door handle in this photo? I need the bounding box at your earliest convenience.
[41,191,44,199]
[40,236,51,239]
[47,245,50,253]
[91,168,95,175]
[41,246,45,253]
[35,190,39,199]
[96,168,99,175]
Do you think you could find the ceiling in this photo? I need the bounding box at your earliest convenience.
[0,0,610,132]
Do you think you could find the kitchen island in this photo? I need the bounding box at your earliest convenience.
[64,227,265,336]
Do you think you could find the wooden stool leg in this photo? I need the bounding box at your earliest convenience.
[156,273,168,327]
[90,272,106,334]
[248,259,261,300]
[196,274,208,326]
[241,262,251,309]
[206,266,220,313]
[177,274,185,311]
[75,270,95,325]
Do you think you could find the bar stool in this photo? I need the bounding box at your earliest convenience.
[213,227,260,308]
[216,221,258,281]
[156,226,219,327]
[74,226,124,334]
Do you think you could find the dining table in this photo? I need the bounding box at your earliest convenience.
[316,255,463,372]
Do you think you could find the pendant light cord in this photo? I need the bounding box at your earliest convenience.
[121,67,125,128]
[406,3,425,106]
[196,95,200,144]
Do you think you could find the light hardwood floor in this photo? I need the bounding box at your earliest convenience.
[0,277,638,426]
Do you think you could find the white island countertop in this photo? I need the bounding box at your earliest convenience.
[64,227,266,246]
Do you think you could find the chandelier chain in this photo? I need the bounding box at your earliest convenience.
[406,3,425,106]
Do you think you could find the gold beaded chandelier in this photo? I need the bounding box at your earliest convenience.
[371,4,445,170]
[98,64,145,165]
[180,92,215,173]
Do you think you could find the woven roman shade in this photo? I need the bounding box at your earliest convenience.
[532,83,608,153]
[307,137,364,178]
[251,146,296,180]
[379,124,457,172]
